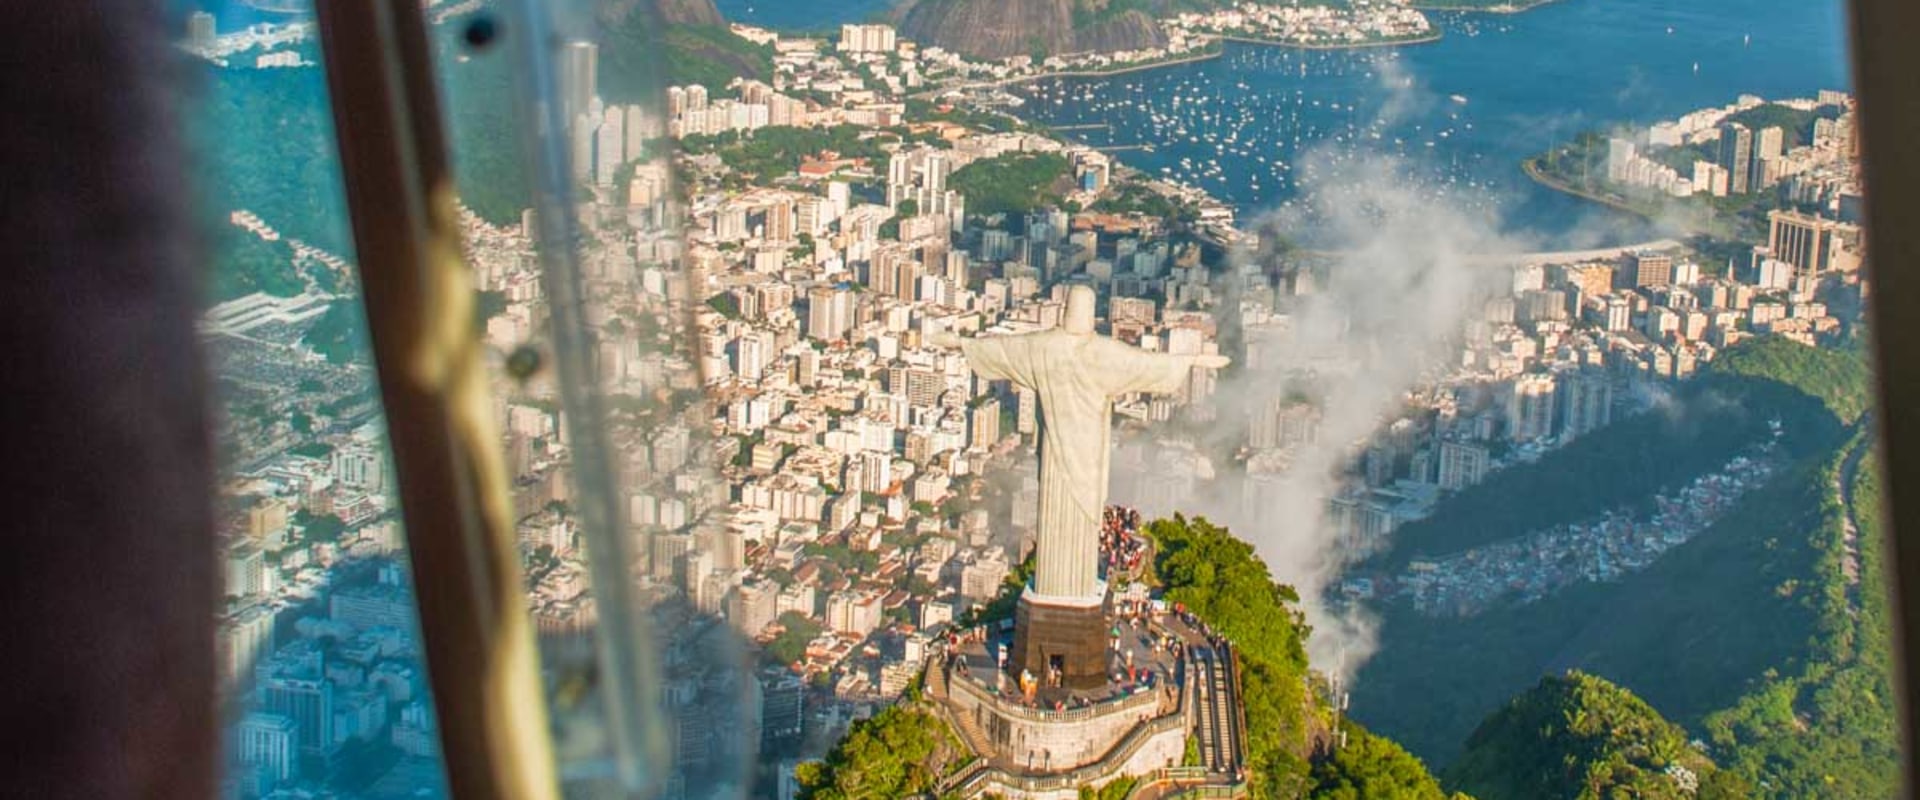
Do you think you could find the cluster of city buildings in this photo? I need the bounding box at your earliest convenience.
[213,422,434,797]
[1165,0,1435,47]
[180,10,314,69]
[1255,229,1857,558]
[664,23,936,140]
[1605,91,1861,211]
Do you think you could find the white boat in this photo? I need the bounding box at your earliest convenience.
[1450,94,1468,104]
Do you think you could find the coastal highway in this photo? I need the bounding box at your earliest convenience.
[1488,238,1685,265]
[1279,238,1686,265]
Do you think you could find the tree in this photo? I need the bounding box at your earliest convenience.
[706,293,743,320]
[795,706,954,800]
[1447,671,1722,800]
[296,510,348,545]
[947,152,1071,216]
[766,611,824,666]
[475,289,508,329]
[303,299,367,365]
[289,441,333,459]
[1310,721,1455,800]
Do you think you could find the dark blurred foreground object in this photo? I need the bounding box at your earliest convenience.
[0,3,216,800]
[1853,0,1920,797]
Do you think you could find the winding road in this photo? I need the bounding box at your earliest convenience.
[1834,422,1872,609]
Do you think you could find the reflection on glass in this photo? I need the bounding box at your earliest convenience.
[200,0,1894,795]
[181,1,447,797]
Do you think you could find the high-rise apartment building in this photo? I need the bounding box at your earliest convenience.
[727,580,780,637]
[1506,374,1557,442]
[187,11,216,50]
[805,285,854,343]
[1718,122,1753,194]
[969,397,1001,449]
[1751,125,1784,189]
[227,542,266,599]
[1557,369,1613,441]
[236,712,300,786]
[1436,441,1490,491]
[559,41,598,127]
[1767,208,1842,275]
[259,670,333,755]
[837,24,897,54]
[1626,251,1674,288]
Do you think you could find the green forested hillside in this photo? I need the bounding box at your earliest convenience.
[1310,720,1467,800]
[1703,436,1897,798]
[1148,515,1319,796]
[948,152,1073,217]
[190,30,534,303]
[1446,671,1747,800]
[793,705,966,799]
[190,63,351,302]
[1148,516,1461,799]
[1711,335,1873,424]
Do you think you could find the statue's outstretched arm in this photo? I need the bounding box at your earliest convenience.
[1096,338,1229,395]
[958,335,1037,388]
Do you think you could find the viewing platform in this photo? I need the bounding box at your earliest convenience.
[925,595,1248,798]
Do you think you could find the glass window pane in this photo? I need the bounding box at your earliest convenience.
[178,2,448,796]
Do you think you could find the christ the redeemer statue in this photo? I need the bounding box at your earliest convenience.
[940,285,1228,605]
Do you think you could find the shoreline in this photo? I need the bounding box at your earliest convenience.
[936,27,1445,95]
[1410,0,1559,14]
[1000,47,1228,85]
[1520,156,1680,227]
[1215,29,1445,51]
[1520,156,1645,216]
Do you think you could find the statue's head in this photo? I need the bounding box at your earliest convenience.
[1063,285,1096,335]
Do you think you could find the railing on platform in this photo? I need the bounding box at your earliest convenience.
[1123,766,1248,800]
[946,660,1165,724]
[937,660,1198,797]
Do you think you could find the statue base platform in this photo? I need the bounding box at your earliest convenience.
[1012,590,1108,691]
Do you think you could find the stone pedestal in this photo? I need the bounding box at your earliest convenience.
[1012,590,1108,691]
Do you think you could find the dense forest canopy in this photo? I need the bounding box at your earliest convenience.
[1447,671,1746,800]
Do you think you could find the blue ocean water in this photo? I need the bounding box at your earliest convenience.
[170,0,308,33]
[1005,0,1851,247]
